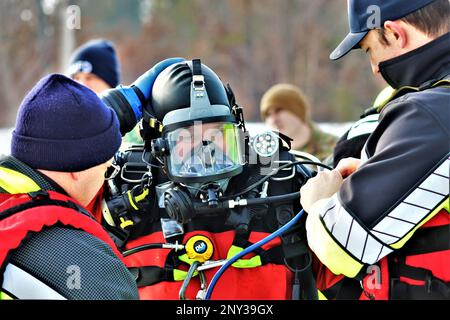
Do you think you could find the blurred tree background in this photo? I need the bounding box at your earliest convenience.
[0,0,387,128]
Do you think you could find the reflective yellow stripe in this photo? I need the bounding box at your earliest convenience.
[0,167,41,194]
[0,291,14,300]
[173,269,186,281]
[376,85,419,112]
[318,290,327,300]
[173,269,199,281]
[227,245,262,268]
[431,79,450,88]
[390,197,449,250]
[373,86,395,108]
[174,254,200,281]
[307,209,364,278]
[178,253,195,265]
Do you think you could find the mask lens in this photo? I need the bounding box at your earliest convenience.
[166,122,243,180]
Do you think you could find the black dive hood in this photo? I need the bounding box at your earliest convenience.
[149,59,246,185]
[150,59,236,128]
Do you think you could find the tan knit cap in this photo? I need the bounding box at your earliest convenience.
[260,84,311,122]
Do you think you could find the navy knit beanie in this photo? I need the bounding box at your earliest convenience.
[68,39,121,88]
[11,74,122,172]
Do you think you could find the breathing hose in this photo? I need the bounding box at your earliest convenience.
[204,209,306,300]
[123,243,184,257]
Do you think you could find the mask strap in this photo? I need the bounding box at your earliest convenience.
[187,59,213,116]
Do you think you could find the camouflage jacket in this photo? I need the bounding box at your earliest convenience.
[298,123,337,161]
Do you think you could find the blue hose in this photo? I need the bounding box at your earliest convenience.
[204,209,305,300]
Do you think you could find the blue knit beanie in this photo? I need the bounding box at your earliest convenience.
[68,39,121,88]
[11,74,122,172]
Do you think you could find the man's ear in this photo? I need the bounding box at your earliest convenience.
[383,20,408,48]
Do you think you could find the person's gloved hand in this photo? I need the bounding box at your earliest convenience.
[101,57,185,135]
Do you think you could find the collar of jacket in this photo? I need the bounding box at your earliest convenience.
[379,32,450,89]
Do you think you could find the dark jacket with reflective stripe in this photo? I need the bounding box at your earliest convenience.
[311,33,450,283]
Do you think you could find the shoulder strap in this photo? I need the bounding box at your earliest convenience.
[0,190,123,267]
[390,256,450,300]
[0,191,93,222]
[395,224,450,256]
[0,157,55,193]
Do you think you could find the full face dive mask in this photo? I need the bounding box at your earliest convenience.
[151,59,246,187]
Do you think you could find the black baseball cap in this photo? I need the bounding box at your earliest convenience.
[330,0,437,60]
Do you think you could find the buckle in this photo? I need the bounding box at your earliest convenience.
[192,75,205,91]
[28,190,49,200]
[120,162,148,183]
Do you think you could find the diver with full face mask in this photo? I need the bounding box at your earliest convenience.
[102,59,325,300]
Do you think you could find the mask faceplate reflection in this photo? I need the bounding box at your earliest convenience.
[166,122,243,180]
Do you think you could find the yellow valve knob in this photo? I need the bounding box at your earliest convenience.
[185,235,214,263]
